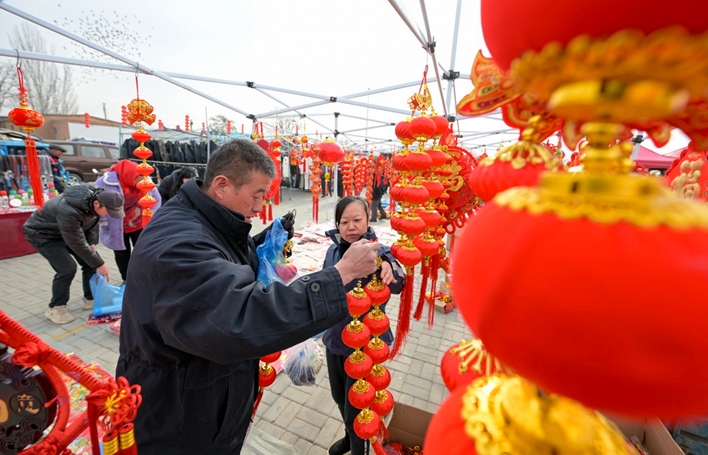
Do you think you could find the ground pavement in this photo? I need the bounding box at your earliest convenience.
[0,188,472,455]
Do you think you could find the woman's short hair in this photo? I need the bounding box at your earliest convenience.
[335,196,369,229]
[203,139,277,190]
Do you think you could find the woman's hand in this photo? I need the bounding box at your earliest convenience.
[380,260,397,285]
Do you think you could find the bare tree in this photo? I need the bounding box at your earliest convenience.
[0,62,17,113]
[9,23,78,114]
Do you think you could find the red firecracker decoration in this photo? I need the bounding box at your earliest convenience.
[158,119,163,132]
[84,112,90,128]
[227,120,232,136]
[121,105,128,126]
[8,67,45,208]
[185,115,190,132]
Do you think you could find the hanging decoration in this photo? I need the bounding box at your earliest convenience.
[184,115,190,132]
[424,374,637,455]
[9,66,45,208]
[309,156,323,223]
[664,142,708,200]
[365,152,375,205]
[450,0,708,418]
[252,350,281,420]
[121,106,128,126]
[440,338,511,393]
[124,77,158,228]
[84,113,91,128]
[227,120,232,136]
[158,119,164,132]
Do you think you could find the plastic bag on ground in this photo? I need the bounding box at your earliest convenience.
[89,273,124,317]
[283,338,324,386]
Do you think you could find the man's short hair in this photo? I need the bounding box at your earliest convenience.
[49,145,67,154]
[203,139,277,190]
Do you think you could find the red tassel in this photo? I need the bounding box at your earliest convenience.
[376,419,389,443]
[24,139,44,207]
[252,387,264,419]
[371,438,388,455]
[413,259,430,321]
[390,269,414,359]
[268,202,273,222]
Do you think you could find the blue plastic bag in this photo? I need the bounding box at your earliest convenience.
[256,218,298,286]
[89,273,125,317]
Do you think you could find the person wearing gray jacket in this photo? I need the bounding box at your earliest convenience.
[23,184,125,324]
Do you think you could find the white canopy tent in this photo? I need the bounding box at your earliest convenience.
[0,0,518,155]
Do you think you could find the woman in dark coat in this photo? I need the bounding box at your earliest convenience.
[321,196,404,455]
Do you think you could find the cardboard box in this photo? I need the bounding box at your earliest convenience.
[387,403,434,449]
[609,417,684,455]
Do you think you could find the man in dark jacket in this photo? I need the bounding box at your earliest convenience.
[157,166,197,202]
[117,139,380,454]
[23,184,125,324]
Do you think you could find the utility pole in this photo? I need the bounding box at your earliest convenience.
[102,102,107,120]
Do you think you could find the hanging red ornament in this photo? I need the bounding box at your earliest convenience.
[430,115,449,139]
[395,119,414,145]
[261,351,282,364]
[353,409,381,441]
[158,120,164,132]
[125,94,157,227]
[363,337,390,365]
[84,113,90,128]
[258,363,276,388]
[409,116,436,142]
[362,308,390,337]
[364,273,391,307]
[347,282,372,316]
[185,115,190,132]
[121,105,129,126]
[440,338,511,393]
[348,379,376,409]
[227,120,232,135]
[9,67,45,208]
[344,350,373,379]
[366,364,391,391]
[341,320,372,350]
[317,139,345,165]
[370,390,394,417]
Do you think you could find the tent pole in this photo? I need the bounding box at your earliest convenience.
[445,0,463,118]
[387,0,428,50]
[419,0,448,117]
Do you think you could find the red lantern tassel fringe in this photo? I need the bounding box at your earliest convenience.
[118,423,138,455]
[376,419,389,442]
[268,201,273,222]
[371,438,388,455]
[389,269,414,359]
[24,139,44,208]
[413,259,429,321]
[427,253,441,329]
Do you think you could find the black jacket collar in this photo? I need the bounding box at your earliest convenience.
[180,179,253,251]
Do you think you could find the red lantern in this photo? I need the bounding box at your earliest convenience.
[261,351,281,364]
[416,207,442,229]
[84,112,90,128]
[258,363,276,388]
[467,159,553,203]
[440,338,510,393]
[481,0,708,72]
[363,337,390,365]
[362,309,390,336]
[317,140,345,165]
[409,116,436,142]
[364,277,391,307]
[345,351,373,379]
[370,390,394,417]
[413,235,439,257]
[366,364,391,391]
[353,409,380,440]
[395,120,414,144]
[390,241,423,267]
[427,148,448,168]
[348,379,376,409]
[404,150,432,172]
[400,183,430,205]
[430,115,449,138]
[453,198,708,418]
[341,321,372,350]
[347,284,372,316]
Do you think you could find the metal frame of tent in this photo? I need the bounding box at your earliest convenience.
[0,0,515,154]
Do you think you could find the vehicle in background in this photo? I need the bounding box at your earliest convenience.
[45,140,119,184]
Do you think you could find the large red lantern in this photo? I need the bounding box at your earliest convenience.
[481,0,708,72]
[440,338,510,393]
[317,139,345,165]
[348,379,376,410]
[453,175,708,417]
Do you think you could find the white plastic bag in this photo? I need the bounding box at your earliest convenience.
[283,339,324,386]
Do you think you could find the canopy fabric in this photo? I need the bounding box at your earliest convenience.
[635,145,675,170]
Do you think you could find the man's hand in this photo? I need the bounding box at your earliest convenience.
[90,244,97,252]
[96,264,110,282]
[380,260,397,285]
[334,240,380,285]
[281,210,296,240]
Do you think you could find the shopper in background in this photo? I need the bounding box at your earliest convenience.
[157,166,197,202]
[95,160,162,283]
[23,184,124,324]
[322,195,404,455]
[42,145,68,193]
